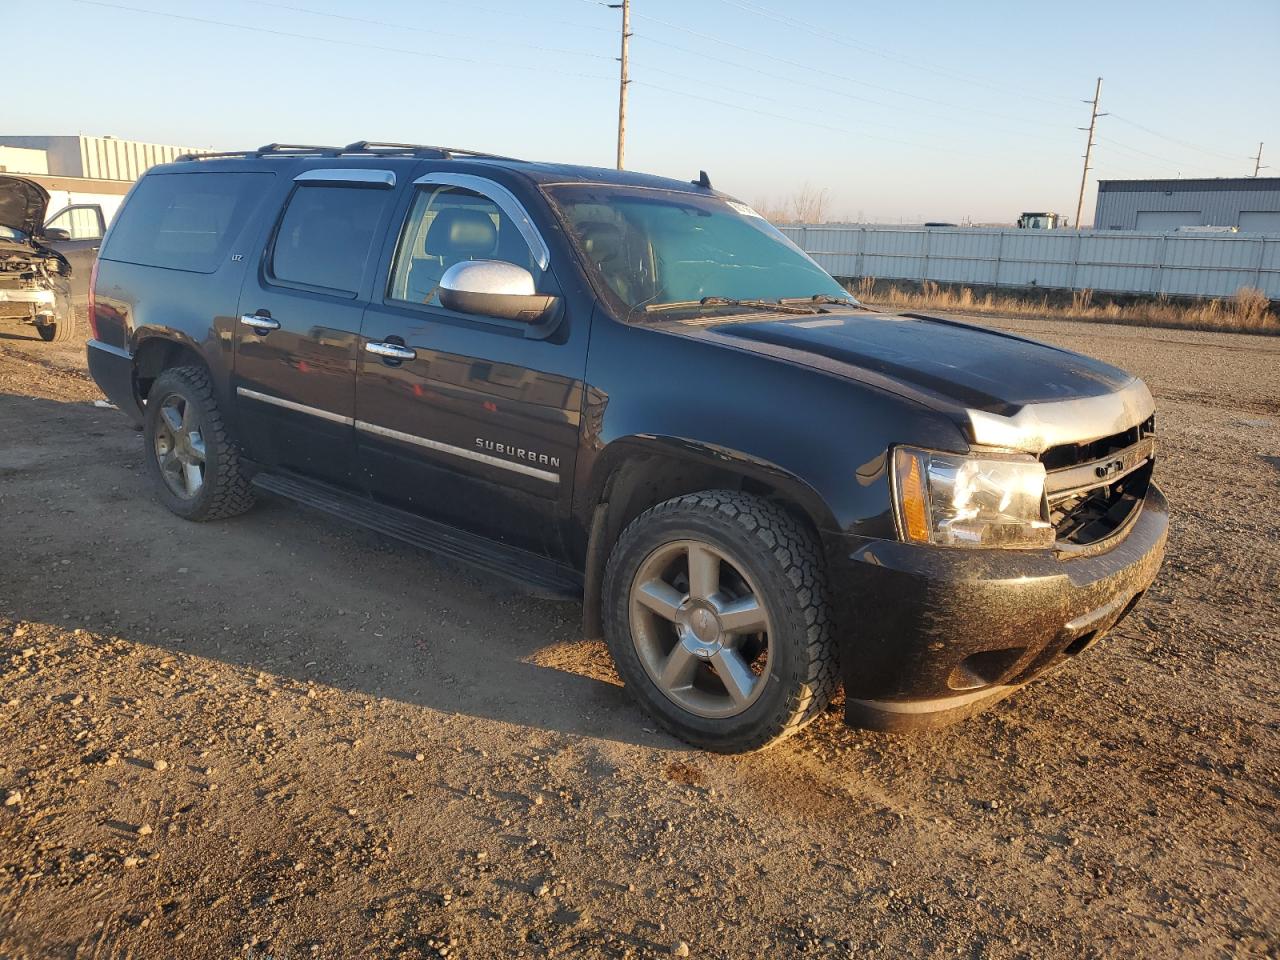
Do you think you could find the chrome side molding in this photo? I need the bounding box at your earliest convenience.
[235,387,353,425]
[233,387,559,483]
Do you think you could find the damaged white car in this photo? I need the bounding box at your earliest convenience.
[1,175,76,342]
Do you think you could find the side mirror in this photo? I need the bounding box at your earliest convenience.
[438,260,559,324]
[42,227,72,242]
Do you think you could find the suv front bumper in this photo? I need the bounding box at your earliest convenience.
[828,483,1168,731]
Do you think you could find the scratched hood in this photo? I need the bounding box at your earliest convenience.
[700,309,1137,417]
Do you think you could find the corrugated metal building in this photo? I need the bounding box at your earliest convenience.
[0,135,206,181]
[780,224,1280,299]
[1093,177,1280,233]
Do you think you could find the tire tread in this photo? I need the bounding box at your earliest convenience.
[605,490,839,751]
[149,365,255,521]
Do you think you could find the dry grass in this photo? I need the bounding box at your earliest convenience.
[853,278,1279,335]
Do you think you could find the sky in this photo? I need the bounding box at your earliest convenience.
[13,0,1280,224]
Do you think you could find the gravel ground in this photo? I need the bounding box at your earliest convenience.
[0,315,1277,959]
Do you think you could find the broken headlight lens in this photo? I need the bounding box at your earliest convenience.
[892,446,1054,549]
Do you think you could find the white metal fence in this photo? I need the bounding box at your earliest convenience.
[778,225,1280,300]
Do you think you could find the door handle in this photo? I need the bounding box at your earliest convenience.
[240,313,280,332]
[366,341,417,361]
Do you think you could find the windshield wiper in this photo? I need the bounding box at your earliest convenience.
[778,294,859,307]
[644,296,821,315]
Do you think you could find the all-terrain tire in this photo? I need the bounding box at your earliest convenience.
[143,365,255,521]
[603,490,839,752]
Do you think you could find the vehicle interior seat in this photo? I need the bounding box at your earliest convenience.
[406,207,498,303]
[576,220,636,304]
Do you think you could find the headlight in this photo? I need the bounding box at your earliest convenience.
[892,446,1054,549]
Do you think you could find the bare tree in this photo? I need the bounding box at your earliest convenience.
[753,183,831,225]
[790,182,829,224]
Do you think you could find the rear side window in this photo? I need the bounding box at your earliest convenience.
[269,185,393,296]
[103,172,272,273]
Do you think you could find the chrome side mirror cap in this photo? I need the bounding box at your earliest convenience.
[438,260,559,324]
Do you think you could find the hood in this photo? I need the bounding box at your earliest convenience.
[0,175,51,237]
[671,309,1150,451]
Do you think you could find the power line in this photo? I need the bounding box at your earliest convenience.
[715,0,1078,109]
[1108,113,1247,164]
[1096,137,1223,178]
[239,0,617,60]
[60,0,615,86]
[628,79,1013,158]
[569,0,1070,131]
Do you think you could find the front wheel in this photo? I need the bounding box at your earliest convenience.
[603,491,839,752]
[35,313,77,342]
[143,365,255,521]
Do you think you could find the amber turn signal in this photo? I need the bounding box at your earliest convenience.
[894,448,931,543]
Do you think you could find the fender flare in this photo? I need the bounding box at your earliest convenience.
[577,433,839,641]
[578,433,839,532]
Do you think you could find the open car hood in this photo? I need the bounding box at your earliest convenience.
[0,175,51,237]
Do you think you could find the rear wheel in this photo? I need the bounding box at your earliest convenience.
[603,491,838,752]
[143,365,255,521]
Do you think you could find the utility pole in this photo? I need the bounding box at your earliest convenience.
[1250,142,1267,177]
[609,0,631,170]
[1074,77,1105,231]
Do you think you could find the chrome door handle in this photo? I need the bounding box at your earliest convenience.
[366,341,417,361]
[240,314,280,331]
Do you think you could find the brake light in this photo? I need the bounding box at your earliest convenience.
[87,256,100,341]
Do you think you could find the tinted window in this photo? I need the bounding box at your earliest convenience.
[388,186,543,306]
[547,185,847,319]
[104,172,272,273]
[270,184,392,296]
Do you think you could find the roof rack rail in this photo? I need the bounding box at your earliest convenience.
[175,141,521,163]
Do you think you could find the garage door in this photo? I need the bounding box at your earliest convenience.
[1239,211,1280,234]
[1135,210,1200,230]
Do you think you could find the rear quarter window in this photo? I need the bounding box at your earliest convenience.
[103,171,273,273]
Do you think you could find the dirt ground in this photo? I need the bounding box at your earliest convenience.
[0,314,1277,959]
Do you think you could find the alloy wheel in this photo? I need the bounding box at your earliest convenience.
[153,393,206,500]
[628,539,773,719]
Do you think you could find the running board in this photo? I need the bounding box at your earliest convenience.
[251,471,583,599]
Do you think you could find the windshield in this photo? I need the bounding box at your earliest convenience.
[545,185,851,319]
[0,225,27,242]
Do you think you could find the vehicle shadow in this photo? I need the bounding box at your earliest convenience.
[0,326,44,342]
[0,390,684,752]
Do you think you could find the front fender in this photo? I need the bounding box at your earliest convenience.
[579,433,839,533]
[577,316,970,541]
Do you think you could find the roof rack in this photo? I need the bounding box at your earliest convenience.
[175,141,520,163]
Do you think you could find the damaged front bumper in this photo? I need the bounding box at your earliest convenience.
[0,285,57,317]
[828,483,1169,731]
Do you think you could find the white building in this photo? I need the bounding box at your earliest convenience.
[0,134,207,181]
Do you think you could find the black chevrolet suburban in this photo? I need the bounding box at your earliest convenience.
[86,142,1168,752]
